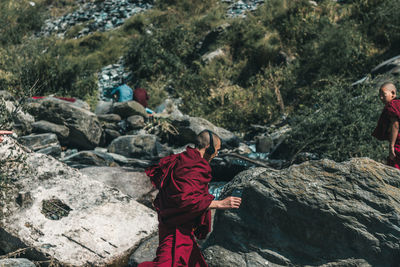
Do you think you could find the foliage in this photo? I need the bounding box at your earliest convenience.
[1,0,400,163]
[278,78,388,162]
[351,0,400,52]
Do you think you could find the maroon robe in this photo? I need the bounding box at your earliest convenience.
[138,147,215,267]
[134,87,149,108]
[372,99,400,168]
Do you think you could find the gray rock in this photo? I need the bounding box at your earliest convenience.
[371,54,400,77]
[113,101,148,119]
[0,90,14,101]
[128,235,158,267]
[102,122,120,131]
[18,133,59,151]
[5,101,35,135]
[95,100,113,115]
[202,48,225,63]
[126,115,145,130]
[36,144,62,157]
[104,128,121,144]
[171,116,240,147]
[108,135,165,159]
[0,137,158,266]
[30,98,102,149]
[205,158,400,266]
[62,150,117,168]
[97,113,122,123]
[255,135,273,153]
[32,120,70,141]
[0,258,36,267]
[203,245,247,267]
[80,167,153,200]
[106,152,153,168]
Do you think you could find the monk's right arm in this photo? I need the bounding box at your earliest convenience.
[0,130,13,143]
[208,196,241,210]
[389,118,399,160]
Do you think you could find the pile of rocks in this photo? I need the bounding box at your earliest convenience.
[5,96,263,175]
[223,0,265,18]
[97,57,133,101]
[38,0,153,38]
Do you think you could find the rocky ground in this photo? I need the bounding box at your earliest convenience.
[2,0,400,264]
[38,0,153,38]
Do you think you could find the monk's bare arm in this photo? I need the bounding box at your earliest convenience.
[389,118,399,160]
[0,130,13,143]
[208,196,241,210]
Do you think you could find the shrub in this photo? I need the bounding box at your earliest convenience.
[0,1,47,45]
[351,0,400,51]
[277,77,389,162]
[299,23,373,83]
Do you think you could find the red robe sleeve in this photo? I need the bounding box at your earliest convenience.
[372,99,400,141]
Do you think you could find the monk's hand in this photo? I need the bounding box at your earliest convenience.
[209,196,241,210]
[0,130,13,143]
[389,147,396,160]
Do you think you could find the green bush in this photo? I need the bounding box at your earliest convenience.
[351,0,400,51]
[278,77,389,162]
[298,23,373,82]
[0,1,47,45]
[125,24,200,80]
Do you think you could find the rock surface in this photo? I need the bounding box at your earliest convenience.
[108,134,166,159]
[0,258,36,267]
[31,120,70,141]
[18,133,59,151]
[39,0,153,38]
[29,98,103,149]
[80,167,154,201]
[113,101,148,118]
[0,137,158,266]
[204,158,400,266]
[171,116,239,147]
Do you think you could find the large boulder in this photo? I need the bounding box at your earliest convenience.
[28,98,102,149]
[204,158,400,266]
[62,150,117,168]
[97,113,122,123]
[128,235,158,266]
[108,134,167,159]
[170,116,239,148]
[80,167,154,201]
[31,120,70,141]
[95,100,113,115]
[5,101,35,135]
[126,115,146,130]
[113,101,148,118]
[0,137,157,266]
[18,133,59,151]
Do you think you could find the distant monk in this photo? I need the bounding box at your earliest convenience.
[134,84,149,108]
[138,130,242,267]
[110,83,133,102]
[372,82,400,169]
[0,130,13,143]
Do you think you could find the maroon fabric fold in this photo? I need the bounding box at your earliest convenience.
[134,87,149,107]
[146,146,215,239]
[372,99,400,141]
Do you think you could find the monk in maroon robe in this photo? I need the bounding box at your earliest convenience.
[139,130,242,267]
[134,86,149,108]
[372,82,400,169]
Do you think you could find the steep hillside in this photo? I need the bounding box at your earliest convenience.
[1,0,400,162]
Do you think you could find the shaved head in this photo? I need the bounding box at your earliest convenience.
[196,130,220,149]
[380,82,397,93]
